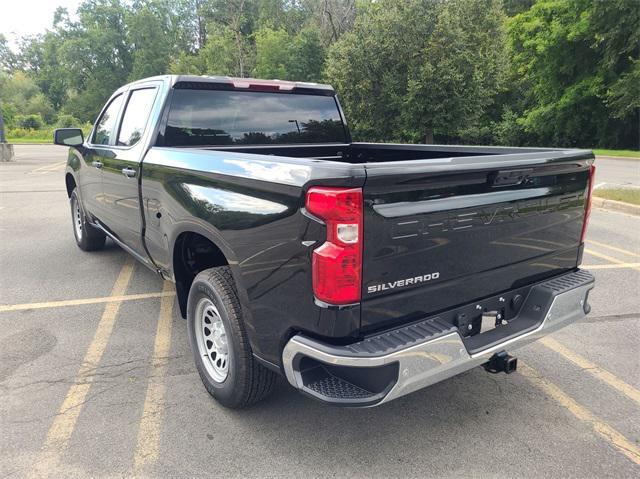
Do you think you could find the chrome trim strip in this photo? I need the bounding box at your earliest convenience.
[282,279,593,406]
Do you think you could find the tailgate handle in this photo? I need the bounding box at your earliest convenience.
[490,168,532,187]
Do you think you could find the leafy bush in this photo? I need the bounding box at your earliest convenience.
[1,102,17,127]
[7,121,93,142]
[16,114,43,130]
[495,108,528,146]
[7,126,55,140]
[55,114,81,128]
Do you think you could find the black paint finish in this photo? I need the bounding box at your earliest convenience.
[64,75,595,369]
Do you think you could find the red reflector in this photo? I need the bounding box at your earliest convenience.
[580,164,596,243]
[306,187,363,305]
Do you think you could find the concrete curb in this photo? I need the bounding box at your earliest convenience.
[593,197,640,216]
[0,143,15,162]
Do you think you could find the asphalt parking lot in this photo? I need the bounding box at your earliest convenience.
[1,145,639,478]
[593,156,640,189]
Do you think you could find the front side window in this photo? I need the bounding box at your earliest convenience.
[92,94,124,145]
[117,88,158,146]
[165,89,347,146]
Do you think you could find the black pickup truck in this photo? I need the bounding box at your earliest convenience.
[55,75,595,408]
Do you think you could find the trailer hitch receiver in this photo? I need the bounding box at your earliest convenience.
[484,351,517,374]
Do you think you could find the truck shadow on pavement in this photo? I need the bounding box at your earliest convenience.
[164,307,554,476]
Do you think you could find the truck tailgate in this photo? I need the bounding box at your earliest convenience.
[360,151,593,333]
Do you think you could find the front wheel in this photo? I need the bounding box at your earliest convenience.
[70,188,106,251]
[187,266,277,408]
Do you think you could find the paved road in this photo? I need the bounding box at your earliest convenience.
[594,156,640,189]
[1,146,639,478]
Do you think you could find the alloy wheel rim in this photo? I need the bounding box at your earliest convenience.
[72,196,83,240]
[195,298,229,383]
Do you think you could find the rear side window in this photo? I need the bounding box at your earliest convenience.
[117,88,158,146]
[92,94,124,145]
[165,89,347,146]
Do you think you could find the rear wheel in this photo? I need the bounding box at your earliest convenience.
[187,266,277,408]
[70,188,106,251]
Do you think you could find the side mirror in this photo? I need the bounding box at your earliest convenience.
[54,128,84,147]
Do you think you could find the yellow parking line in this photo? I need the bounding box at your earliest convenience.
[520,362,640,466]
[29,162,66,174]
[0,291,174,312]
[540,337,640,406]
[587,240,639,258]
[584,249,640,271]
[29,258,135,478]
[42,161,66,172]
[29,163,57,173]
[134,281,175,472]
[581,263,640,270]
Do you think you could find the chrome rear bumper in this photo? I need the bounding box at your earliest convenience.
[282,270,594,406]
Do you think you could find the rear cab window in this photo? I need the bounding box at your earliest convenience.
[164,88,347,146]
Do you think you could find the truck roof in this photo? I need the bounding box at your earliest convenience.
[125,74,335,95]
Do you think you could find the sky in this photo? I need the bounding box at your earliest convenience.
[0,0,81,50]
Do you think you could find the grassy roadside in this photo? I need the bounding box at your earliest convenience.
[593,149,640,158]
[7,138,52,144]
[593,188,640,205]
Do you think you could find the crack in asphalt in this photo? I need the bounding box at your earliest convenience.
[0,354,191,396]
[3,383,122,426]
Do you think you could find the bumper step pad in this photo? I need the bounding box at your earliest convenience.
[306,369,375,400]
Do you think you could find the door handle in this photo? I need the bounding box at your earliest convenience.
[122,167,137,178]
[92,161,103,169]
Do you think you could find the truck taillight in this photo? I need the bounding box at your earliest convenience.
[306,187,363,305]
[580,164,596,243]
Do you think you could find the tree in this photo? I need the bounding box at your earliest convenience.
[25,93,56,124]
[253,26,291,79]
[325,1,434,140]
[0,72,54,125]
[53,0,133,121]
[315,0,356,45]
[0,34,17,72]
[325,0,508,143]
[608,59,640,121]
[508,0,639,148]
[1,0,634,150]
[288,27,325,82]
[127,4,172,81]
[203,0,253,77]
[201,25,247,76]
[403,0,508,143]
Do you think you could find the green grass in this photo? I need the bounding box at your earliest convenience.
[592,149,640,158]
[594,188,640,205]
[7,137,52,144]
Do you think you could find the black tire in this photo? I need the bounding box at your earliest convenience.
[187,266,277,408]
[70,188,106,251]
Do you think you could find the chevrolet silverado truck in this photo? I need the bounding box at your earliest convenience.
[54,75,595,408]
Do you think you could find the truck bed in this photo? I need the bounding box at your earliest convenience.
[187,142,568,163]
[152,141,592,340]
